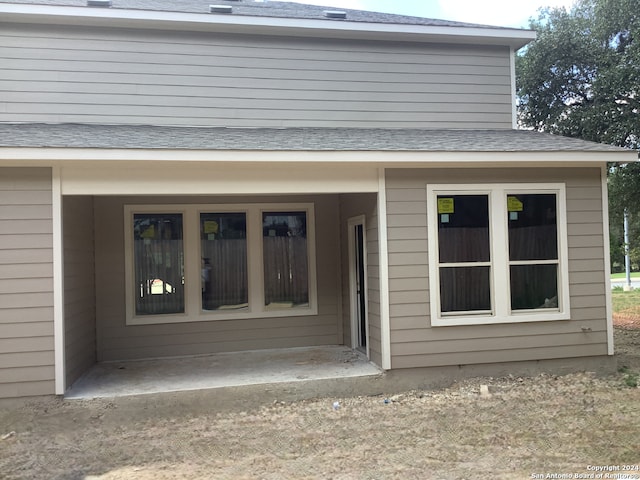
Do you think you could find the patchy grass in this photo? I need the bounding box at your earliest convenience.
[612,288,640,316]
[619,366,639,388]
[611,271,640,280]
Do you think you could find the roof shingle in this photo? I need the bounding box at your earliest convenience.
[1,0,523,29]
[0,123,630,153]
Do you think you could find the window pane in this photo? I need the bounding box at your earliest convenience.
[200,213,248,311]
[263,211,309,308]
[133,213,184,315]
[440,266,491,313]
[510,264,558,310]
[508,194,557,261]
[438,195,490,263]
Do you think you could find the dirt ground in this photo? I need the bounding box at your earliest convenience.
[1,325,639,480]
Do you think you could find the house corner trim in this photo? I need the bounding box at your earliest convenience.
[52,166,66,394]
[377,168,391,369]
[601,165,614,355]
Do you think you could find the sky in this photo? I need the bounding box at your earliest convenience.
[287,0,577,28]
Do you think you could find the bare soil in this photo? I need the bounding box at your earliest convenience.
[1,326,639,480]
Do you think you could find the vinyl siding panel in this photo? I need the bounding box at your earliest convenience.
[63,196,97,388]
[0,168,55,398]
[94,194,342,361]
[367,211,383,368]
[0,23,513,129]
[0,306,53,324]
[385,167,608,369]
[0,380,55,398]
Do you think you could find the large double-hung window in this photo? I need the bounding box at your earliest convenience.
[125,203,316,325]
[427,184,570,326]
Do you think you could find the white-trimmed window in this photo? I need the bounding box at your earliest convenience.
[427,184,570,326]
[124,203,317,325]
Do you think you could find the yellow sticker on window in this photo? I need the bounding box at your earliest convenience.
[437,197,454,214]
[140,225,155,239]
[203,220,219,234]
[507,196,523,212]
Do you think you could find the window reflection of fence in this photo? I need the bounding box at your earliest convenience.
[263,236,308,306]
[510,264,558,310]
[509,225,557,261]
[438,227,490,263]
[440,266,491,312]
[134,239,184,315]
[438,226,490,313]
[437,225,559,313]
[201,239,248,310]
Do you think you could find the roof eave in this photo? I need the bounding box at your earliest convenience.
[0,3,536,49]
[0,148,633,164]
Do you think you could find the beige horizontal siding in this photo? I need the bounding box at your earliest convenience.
[385,167,609,369]
[0,168,54,398]
[94,194,342,361]
[63,196,97,388]
[0,205,52,220]
[0,380,55,398]
[0,278,53,294]
[0,249,53,264]
[389,277,430,292]
[0,350,55,369]
[0,336,53,353]
[391,344,608,369]
[0,263,53,280]
[0,321,54,338]
[366,207,383,367]
[0,306,53,324]
[0,23,513,129]
[392,317,607,341]
[101,335,340,362]
[391,331,607,356]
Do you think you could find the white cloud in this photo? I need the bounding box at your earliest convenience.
[437,0,577,27]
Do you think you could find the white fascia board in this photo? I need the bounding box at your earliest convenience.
[0,148,635,164]
[0,3,536,48]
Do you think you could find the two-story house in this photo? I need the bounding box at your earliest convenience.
[0,0,635,399]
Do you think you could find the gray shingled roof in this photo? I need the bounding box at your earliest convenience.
[1,0,518,29]
[0,123,630,153]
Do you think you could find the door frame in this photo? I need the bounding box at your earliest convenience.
[347,215,369,357]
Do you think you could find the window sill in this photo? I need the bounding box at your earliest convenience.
[431,310,571,327]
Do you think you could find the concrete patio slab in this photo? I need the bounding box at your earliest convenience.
[65,346,382,399]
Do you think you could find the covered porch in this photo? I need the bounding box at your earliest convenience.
[57,159,388,397]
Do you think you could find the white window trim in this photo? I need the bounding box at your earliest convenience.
[124,203,317,326]
[427,183,570,327]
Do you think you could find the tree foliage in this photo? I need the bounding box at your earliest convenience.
[517,0,640,271]
[517,0,640,149]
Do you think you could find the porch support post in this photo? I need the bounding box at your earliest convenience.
[52,166,66,394]
[377,167,391,369]
[601,164,614,356]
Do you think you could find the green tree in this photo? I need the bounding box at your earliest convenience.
[517,0,639,149]
[516,0,640,271]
